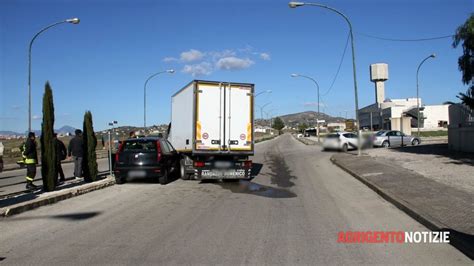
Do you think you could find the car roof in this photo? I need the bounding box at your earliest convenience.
[125,137,162,141]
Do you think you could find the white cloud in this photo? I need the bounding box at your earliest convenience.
[209,49,236,60]
[260,52,271,61]
[163,57,178,62]
[216,57,254,70]
[180,49,205,62]
[32,115,42,120]
[182,62,213,76]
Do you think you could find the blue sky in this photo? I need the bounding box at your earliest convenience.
[0,0,471,132]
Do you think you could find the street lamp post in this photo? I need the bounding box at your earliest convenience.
[258,102,272,121]
[416,54,436,136]
[28,18,80,132]
[143,69,174,131]
[289,2,361,155]
[255,90,272,98]
[107,121,117,177]
[291,73,321,143]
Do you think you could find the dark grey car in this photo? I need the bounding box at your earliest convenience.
[372,130,421,148]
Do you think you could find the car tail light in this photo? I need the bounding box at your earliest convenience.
[156,141,162,162]
[243,160,252,169]
[194,161,205,168]
[115,142,124,162]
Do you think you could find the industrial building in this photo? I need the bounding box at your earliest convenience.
[358,63,450,134]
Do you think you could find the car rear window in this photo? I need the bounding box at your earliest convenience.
[326,134,340,139]
[122,140,157,152]
[375,131,386,136]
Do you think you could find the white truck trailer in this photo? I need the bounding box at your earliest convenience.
[169,80,254,180]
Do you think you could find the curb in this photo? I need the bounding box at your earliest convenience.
[292,135,319,146]
[330,155,474,259]
[0,176,115,217]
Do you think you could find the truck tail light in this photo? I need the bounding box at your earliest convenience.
[243,160,252,169]
[194,161,205,168]
[115,142,123,163]
[156,141,162,162]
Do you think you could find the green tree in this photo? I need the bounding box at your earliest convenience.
[272,117,285,134]
[453,13,474,109]
[40,82,56,191]
[82,111,98,182]
[298,123,308,133]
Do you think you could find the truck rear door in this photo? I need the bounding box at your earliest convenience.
[195,82,223,151]
[225,84,253,151]
[195,82,253,152]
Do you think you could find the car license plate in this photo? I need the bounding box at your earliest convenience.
[201,169,246,178]
[128,170,146,178]
[214,161,232,168]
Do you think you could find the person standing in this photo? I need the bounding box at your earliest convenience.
[23,132,38,190]
[68,129,84,179]
[54,133,67,184]
[0,141,4,172]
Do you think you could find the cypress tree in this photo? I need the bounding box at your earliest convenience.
[40,82,57,191]
[82,111,98,182]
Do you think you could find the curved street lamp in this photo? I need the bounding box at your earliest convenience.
[291,73,321,143]
[143,69,175,129]
[28,18,80,132]
[289,2,361,155]
[416,54,436,136]
[255,90,272,97]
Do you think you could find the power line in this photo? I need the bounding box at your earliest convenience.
[321,31,350,96]
[357,32,454,42]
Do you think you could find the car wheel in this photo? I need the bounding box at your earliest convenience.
[159,168,169,185]
[341,144,348,152]
[115,176,125,184]
[382,141,390,148]
[180,159,190,180]
[412,139,420,146]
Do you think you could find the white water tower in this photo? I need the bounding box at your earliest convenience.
[370,63,389,105]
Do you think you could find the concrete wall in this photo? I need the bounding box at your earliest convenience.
[390,117,412,135]
[448,104,474,153]
[423,105,450,130]
[448,127,474,152]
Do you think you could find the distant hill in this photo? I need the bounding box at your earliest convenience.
[257,111,345,127]
[57,125,76,134]
[0,125,76,136]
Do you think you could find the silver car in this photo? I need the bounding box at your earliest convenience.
[372,130,421,148]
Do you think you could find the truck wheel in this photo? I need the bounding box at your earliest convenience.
[341,144,348,152]
[159,168,169,185]
[382,141,390,148]
[180,159,190,180]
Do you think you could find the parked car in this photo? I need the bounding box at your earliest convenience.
[322,132,358,152]
[114,137,179,184]
[372,130,421,148]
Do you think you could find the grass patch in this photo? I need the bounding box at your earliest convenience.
[419,131,448,137]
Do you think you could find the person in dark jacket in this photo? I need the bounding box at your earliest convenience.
[54,133,67,184]
[23,132,38,190]
[68,129,84,179]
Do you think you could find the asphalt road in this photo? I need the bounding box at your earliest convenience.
[0,134,470,264]
[0,158,110,197]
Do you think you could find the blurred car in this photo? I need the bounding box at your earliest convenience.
[114,137,179,184]
[322,132,358,152]
[372,130,421,148]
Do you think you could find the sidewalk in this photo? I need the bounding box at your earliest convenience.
[1,149,110,172]
[331,152,474,259]
[0,174,115,217]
